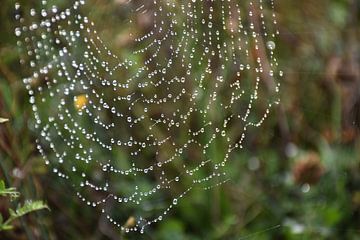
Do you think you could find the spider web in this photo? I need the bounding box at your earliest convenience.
[15,0,281,234]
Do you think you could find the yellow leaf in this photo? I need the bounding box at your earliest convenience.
[74,95,88,110]
[124,216,136,228]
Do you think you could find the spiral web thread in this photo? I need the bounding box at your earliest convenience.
[15,0,281,233]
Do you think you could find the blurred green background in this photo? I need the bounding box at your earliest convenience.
[0,0,360,239]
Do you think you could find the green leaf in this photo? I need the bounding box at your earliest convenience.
[13,200,49,219]
[8,209,16,218]
[2,201,49,232]
[0,181,20,200]
[0,224,14,231]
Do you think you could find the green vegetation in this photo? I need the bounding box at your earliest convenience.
[0,0,359,239]
[0,180,48,232]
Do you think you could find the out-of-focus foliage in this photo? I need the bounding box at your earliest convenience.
[0,180,48,232]
[0,0,360,239]
[0,180,19,200]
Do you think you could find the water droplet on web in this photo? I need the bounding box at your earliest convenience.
[266,41,276,50]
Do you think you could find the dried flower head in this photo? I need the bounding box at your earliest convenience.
[293,152,324,185]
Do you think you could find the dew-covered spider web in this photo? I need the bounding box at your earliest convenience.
[15,0,281,234]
